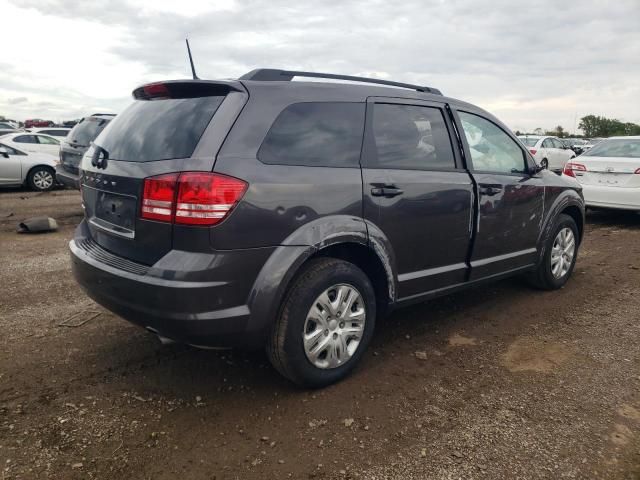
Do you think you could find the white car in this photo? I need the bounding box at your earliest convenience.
[26,127,72,139]
[0,142,58,191]
[563,136,640,211]
[518,135,576,172]
[0,132,61,156]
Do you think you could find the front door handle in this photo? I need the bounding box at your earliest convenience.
[479,184,503,196]
[371,185,404,197]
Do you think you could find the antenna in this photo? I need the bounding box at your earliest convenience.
[185,38,199,80]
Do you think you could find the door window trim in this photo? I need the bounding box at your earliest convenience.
[450,108,536,177]
[361,97,464,172]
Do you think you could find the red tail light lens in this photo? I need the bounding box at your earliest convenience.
[562,162,587,178]
[140,172,247,226]
[634,168,640,174]
[529,148,537,155]
[141,173,179,221]
[175,172,248,225]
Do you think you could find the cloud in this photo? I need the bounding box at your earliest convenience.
[2,0,639,131]
[7,97,28,104]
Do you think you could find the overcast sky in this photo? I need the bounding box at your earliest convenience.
[1,0,639,132]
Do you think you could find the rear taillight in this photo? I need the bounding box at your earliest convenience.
[634,168,640,174]
[529,148,537,155]
[563,162,587,178]
[140,172,247,226]
[141,173,179,222]
[175,172,248,225]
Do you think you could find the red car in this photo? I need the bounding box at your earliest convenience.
[24,119,54,128]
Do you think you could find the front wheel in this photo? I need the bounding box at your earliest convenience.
[528,214,579,290]
[267,258,376,388]
[27,166,55,191]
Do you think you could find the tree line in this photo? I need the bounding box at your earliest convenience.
[516,115,640,138]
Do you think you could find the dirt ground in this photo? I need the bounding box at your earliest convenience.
[1,188,639,480]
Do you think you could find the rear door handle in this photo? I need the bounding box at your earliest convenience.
[479,184,503,196]
[371,185,404,198]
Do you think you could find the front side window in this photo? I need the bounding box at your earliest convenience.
[542,139,553,148]
[259,102,365,167]
[0,143,24,155]
[370,104,456,170]
[459,112,526,174]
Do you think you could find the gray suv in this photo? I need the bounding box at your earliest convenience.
[57,113,115,189]
[70,69,585,387]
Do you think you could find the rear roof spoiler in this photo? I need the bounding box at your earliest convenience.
[240,68,442,95]
[132,80,244,100]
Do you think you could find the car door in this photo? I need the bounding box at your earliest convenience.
[552,138,574,165]
[0,144,25,185]
[12,135,41,154]
[454,110,544,280]
[361,98,474,299]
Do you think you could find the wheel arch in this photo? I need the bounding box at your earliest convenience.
[25,163,55,183]
[246,216,397,340]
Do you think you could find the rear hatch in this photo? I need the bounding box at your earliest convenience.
[80,80,247,265]
[61,117,112,174]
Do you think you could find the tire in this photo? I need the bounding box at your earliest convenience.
[528,214,579,290]
[27,166,55,191]
[541,158,549,170]
[267,258,376,388]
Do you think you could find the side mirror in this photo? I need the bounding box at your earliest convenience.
[0,147,9,158]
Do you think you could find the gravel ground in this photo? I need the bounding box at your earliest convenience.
[0,188,639,480]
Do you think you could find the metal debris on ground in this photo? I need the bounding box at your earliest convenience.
[17,216,58,233]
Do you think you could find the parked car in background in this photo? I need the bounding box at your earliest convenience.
[518,135,576,172]
[57,113,115,188]
[0,142,57,191]
[70,69,585,387]
[26,127,72,138]
[0,132,61,156]
[24,119,54,128]
[0,122,19,136]
[563,136,640,211]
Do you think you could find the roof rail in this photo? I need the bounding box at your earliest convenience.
[239,69,442,95]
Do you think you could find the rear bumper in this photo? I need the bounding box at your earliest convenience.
[55,165,80,189]
[69,221,275,348]
[582,184,640,211]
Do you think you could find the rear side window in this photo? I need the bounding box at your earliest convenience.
[94,97,224,162]
[69,118,111,147]
[258,102,365,167]
[14,135,38,144]
[370,104,456,170]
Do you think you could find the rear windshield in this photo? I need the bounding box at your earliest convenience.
[519,137,539,147]
[69,117,111,146]
[583,139,640,158]
[94,97,224,162]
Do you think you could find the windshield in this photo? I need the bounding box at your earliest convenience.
[94,96,224,162]
[68,117,111,147]
[583,139,640,158]
[519,137,539,147]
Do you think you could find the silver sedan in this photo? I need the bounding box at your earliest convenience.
[0,141,58,191]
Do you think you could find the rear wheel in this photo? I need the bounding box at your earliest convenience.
[27,166,55,191]
[528,214,579,290]
[267,258,376,388]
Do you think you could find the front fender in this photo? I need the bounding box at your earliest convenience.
[245,215,396,338]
